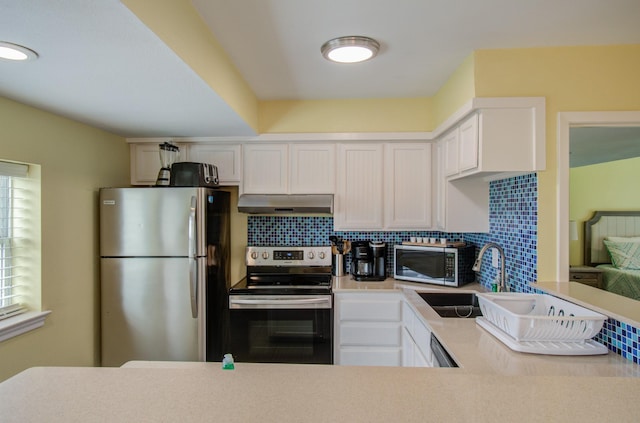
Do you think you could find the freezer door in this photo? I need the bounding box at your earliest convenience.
[101,257,203,367]
[100,187,201,257]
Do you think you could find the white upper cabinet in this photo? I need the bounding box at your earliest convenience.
[130,143,187,186]
[445,103,543,180]
[435,139,489,233]
[188,144,242,184]
[127,97,544,232]
[335,142,432,231]
[242,144,289,194]
[242,142,335,194]
[289,143,336,194]
[335,143,384,230]
[384,143,432,229]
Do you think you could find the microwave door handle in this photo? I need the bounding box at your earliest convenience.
[188,195,198,318]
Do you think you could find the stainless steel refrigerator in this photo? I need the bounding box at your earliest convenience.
[99,187,230,367]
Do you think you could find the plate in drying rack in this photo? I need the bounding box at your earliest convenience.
[476,317,608,355]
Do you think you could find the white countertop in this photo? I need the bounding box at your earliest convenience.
[1,364,639,422]
[0,276,638,422]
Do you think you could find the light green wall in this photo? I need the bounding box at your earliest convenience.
[569,156,640,265]
[0,96,130,381]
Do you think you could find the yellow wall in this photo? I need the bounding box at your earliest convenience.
[0,97,130,381]
[259,98,434,133]
[473,45,640,281]
[432,53,476,126]
[569,156,640,265]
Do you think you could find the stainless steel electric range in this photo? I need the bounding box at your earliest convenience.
[228,246,333,364]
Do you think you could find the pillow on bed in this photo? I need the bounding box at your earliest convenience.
[603,240,640,269]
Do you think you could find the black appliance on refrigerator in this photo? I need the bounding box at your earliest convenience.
[351,240,387,281]
[99,187,230,366]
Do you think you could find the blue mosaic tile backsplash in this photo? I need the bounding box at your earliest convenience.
[247,172,639,364]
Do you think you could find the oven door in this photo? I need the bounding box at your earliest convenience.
[228,295,333,364]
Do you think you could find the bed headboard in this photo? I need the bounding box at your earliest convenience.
[584,210,640,266]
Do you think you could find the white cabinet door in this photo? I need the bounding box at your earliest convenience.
[384,143,432,229]
[458,113,479,172]
[242,144,288,194]
[334,292,403,367]
[334,144,384,230]
[442,129,459,177]
[446,103,542,180]
[289,143,335,194]
[130,143,187,186]
[188,144,241,184]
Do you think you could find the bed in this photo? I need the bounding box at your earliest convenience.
[584,210,640,301]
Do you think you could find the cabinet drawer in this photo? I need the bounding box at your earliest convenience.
[338,299,402,322]
[339,348,402,367]
[339,323,402,346]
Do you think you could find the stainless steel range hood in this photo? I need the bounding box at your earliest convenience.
[237,194,333,214]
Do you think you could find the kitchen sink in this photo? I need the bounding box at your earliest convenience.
[418,292,483,318]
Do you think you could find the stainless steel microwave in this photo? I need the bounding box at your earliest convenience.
[393,244,476,287]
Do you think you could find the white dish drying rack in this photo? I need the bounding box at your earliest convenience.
[475,293,608,355]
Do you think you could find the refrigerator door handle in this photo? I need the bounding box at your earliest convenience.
[188,196,198,318]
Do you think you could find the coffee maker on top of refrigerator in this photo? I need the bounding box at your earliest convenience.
[350,240,387,281]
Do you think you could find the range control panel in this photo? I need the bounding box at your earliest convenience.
[246,246,332,267]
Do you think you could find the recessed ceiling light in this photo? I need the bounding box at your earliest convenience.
[0,41,38,62]
[321,36,380,64]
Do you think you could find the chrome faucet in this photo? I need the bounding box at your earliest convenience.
[472,242,508,292]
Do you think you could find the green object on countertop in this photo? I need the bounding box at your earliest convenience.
[222,354,235,370]
[491,283,498,292]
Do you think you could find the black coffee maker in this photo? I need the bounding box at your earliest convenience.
[351,240,386,281]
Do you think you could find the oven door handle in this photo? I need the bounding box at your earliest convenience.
[229,297,331,308]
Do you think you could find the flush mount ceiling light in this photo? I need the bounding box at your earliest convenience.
[321,36,380,64]
[0,41,38,62]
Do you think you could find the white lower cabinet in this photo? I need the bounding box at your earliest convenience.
[334,292,402,366]
[402,301,433,367]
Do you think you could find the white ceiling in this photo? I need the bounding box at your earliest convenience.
[1,0,640,138]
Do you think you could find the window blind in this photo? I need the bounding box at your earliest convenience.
[0,161,29,320]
